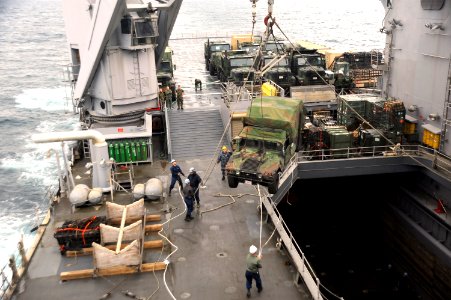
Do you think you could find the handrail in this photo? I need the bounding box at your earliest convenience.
[164,107,172,159]
[0,183,57,300]
[261,190,326,300]
[278,145,451,190]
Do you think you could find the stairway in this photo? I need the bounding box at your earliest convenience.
[167,108,225,160]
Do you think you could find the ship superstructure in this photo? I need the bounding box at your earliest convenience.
[379,0,451,155]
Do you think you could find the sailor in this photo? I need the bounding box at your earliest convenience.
[176,85,184,110]
[188,167,202,207]
[168,159,185,196]
[245,245,263,298]
[217,145,232,181]
[195,78,202,91]
[159,88,166,110]
[182,178,194,221]
[164,86,173,109]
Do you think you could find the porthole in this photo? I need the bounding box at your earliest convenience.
[100,101,106,109]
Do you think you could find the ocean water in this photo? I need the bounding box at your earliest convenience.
[0,0,384,267]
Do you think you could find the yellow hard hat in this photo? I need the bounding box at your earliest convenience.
[221,146,227,151]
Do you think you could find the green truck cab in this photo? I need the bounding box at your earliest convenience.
[290,52,327,86]
[204,40,231,75]
[226,97,305,194]
[213,50,256,84]
[157,46,176,100]
[262,55,296,93]
[329,61,354,91]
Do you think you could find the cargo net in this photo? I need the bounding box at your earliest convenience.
[54,216,106,254]
[92,240,141,269]
[106,198,145,220]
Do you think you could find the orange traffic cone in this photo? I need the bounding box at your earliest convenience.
[434,199,446,214]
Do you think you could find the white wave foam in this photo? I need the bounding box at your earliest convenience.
[15,87,70,111]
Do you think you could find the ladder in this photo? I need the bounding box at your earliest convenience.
[83,140,90,159]
[132,51,142,96]
[440,56,451,152]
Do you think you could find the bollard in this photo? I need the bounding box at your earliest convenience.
[8,256,18,284]
[18,239,27,268]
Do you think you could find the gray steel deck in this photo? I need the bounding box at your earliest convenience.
[14,153,308,300]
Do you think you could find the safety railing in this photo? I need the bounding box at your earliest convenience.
[0,184,57,300]
[262,190,339,300]
[278,145,451,189]
[164,105,172,160]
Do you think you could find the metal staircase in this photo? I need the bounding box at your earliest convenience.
[440,56,451,152]
[167,108,225,160]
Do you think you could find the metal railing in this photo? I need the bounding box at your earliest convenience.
[262,191,336,300]
[278,145,451,189]
[0,184,57,300]
[164,106,172,160]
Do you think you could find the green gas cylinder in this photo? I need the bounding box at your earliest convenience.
[136,141,142,161]
[141,141,148,161]
[125,142,131,162]
[119,142,126,162]
[114,143,120,162]
[131,142,137,161]
[108,143,114,159]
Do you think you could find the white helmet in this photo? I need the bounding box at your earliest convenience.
[189,167,195,173]
[249,245,258,254]
[184,178,190,184]
[170,159,176,163]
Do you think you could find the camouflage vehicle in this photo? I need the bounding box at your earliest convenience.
[157,46,176,101]
[226,97,305,194]
[290,52,327,86]
[262,55,296,94]
[212,50,256,84]
[204,40,231,75]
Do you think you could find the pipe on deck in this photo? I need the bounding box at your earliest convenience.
[32,130,106,145]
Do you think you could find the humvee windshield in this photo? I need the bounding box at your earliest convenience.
[240,139,283,152]
[264,57,289,67]
[265,42,284,52]
[230,57,254,67]
[159,61,172,72]
[297,56,325,67]
[210,44,230,52]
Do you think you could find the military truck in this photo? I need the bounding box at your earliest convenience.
[290,51,327,86]
[157,46,176,101]
[262,55,296,94]
[226,97,305,194]
[212,50,256,83]
[328,61,354,91]
[204,40,231,75]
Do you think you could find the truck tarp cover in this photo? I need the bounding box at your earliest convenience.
[244,96,303,141]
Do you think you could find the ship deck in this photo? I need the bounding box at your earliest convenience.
[13,71,309,299]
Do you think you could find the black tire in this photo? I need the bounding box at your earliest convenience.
[267,174,280,194]
[227,175,238,188]
[209,63,215,75]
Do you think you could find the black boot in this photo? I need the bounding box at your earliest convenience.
[258,287,263,293]
[222,175,225,181]
[246,289,251,298]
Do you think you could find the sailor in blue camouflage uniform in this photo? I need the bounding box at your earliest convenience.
[188,167,202,207]
[168,159,185,196]
[217,145,232,180]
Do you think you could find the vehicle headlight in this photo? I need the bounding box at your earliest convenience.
[236,170,240,175]
[257,174,262,179]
